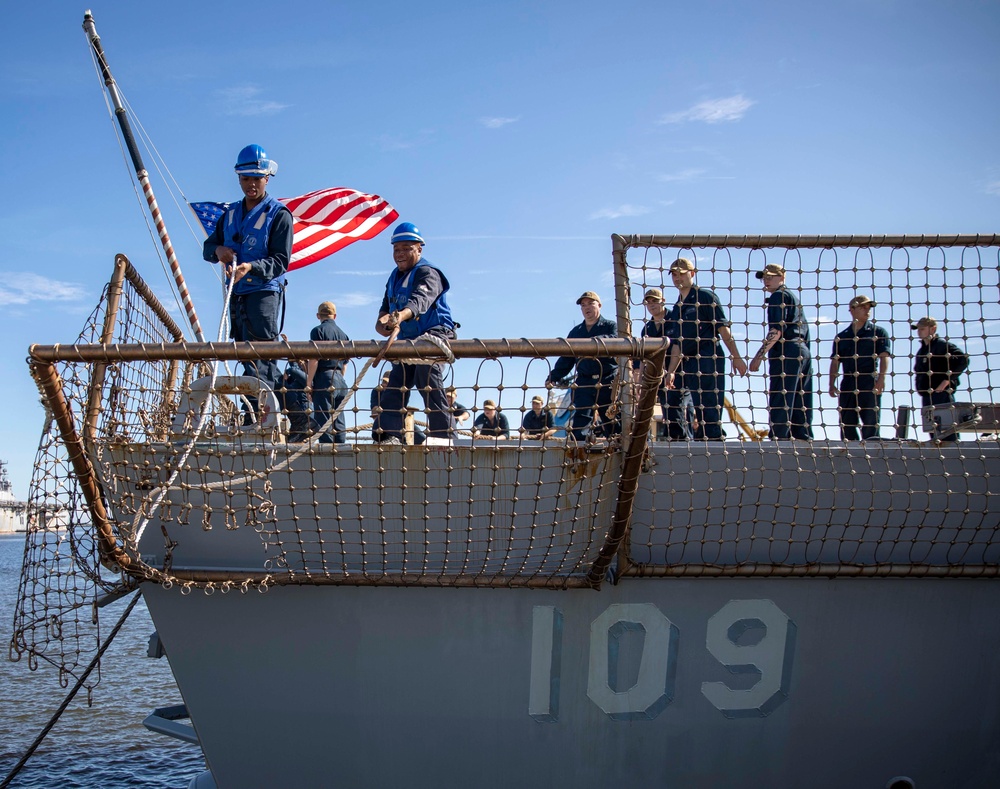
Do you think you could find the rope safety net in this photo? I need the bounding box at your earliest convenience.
[617,234,999,576]
[10,235,1000,693]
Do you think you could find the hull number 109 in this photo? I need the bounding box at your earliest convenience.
[528,599,796,722]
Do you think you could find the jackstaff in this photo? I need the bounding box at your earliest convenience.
[82,10,205,342]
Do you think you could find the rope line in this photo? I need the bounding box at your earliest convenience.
[0,593,141,789]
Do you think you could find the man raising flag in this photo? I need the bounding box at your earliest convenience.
[202,144,292,418]
[192,179,398,272]
[196,144,398,426]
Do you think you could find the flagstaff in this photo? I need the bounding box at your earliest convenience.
[82,10,205,342]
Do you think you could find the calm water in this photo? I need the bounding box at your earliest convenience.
[0,535,206,788]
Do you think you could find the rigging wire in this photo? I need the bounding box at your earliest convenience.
[86,44,220,338]
[0,593,142,789]
[121,91,221,256]
[86,44,187,327]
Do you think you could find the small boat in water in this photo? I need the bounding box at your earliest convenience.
[7,12,1000,789]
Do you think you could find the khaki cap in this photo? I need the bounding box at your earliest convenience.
[849,295,877,309]
[754,263,786,280]
[317,301,336,316]
[576,291,601,305]
[643,287,665,302]
[531,395,544,403]
[911,316,937,330]
[669,257,696,273]
[483,399,497,408]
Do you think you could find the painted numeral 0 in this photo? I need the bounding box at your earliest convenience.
[586,603,678,721]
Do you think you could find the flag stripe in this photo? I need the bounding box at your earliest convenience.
[190,186,397,272]
[288,203,397,270]
[290,208,399,268]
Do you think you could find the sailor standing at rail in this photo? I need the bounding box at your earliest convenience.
[472,399,511,439]
[748,263,813,440]
[912,316,969,443]
[203,144,293,420]
[446,386,471,438]
[375,222,457,443]
[546,291,620,442]
[664,259,748,440]
[520,395,557,440]
[828,295,891,440]
[632,287,681,440]
[307,301,350,443]
[280,358,311,443]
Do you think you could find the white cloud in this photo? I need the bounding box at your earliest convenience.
[376,129,436,151]
[589,204,652,221]
[986,181,1000,196]
[659,168,706,182]
[659,94,755,124]
[335,292,380,308]
[0,273,85,307]
[217,86,290,117]
[377,134,416,151]
[334,270,387,277]
[479,116,520,129]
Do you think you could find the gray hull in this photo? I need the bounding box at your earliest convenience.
[145,576,999,788]
[125,440,1000,787]
[17,231,1000,788]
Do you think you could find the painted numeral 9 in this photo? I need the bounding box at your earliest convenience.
[700,599,796,718]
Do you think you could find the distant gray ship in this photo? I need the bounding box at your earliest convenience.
[0,461,27,534]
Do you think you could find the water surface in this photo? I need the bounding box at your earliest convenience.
[0,534,205,788]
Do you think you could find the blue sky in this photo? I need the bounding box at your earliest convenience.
[2,0,999,497]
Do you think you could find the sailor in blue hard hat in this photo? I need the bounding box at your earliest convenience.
[389,221,425,245]
[375,222,457,443]
[202,144,293,421]
[234,143,279,178]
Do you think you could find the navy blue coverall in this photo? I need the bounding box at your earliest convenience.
[310,317,350,443]
[547,316,619,441]
[763,287,813,440]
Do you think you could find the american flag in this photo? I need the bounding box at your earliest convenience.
[190,186,398,272]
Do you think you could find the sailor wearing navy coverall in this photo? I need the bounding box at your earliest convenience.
[307,301,350,444]
[280,360,310,442]
[748,263,813,440]
[446,387,471,438]
[632,287,681,439]
[665,259,748,440]
[828,295,891,440]
[203,144,293,405]
[375,222,456,442]
[370,371,391,442]
[520,395,556,440]
[546,291,619,441]
[913,316,969,443]
[472,400,511,439]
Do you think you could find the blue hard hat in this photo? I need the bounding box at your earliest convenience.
[234,144,278,177]
[390,222,424,244]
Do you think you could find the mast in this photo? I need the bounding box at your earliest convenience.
[82,10,206,342]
